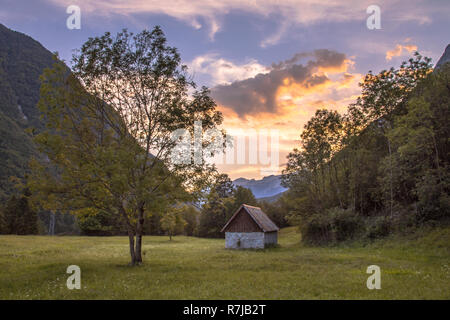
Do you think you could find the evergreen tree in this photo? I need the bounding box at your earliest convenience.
[2,191,38,234]
[3,195,19,233]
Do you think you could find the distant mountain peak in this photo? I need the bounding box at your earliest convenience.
[232,175,287,199]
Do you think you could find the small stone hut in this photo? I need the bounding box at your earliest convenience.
[221,204,279,249]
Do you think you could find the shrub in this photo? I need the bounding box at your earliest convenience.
[415,170,450,222]
[300,214,334,245]
[300,208,364,245]
[366,216,391,239]
[329,207,364,241]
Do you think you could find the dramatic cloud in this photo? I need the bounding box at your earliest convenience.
[211,49,349,117]
[212,50,363,178]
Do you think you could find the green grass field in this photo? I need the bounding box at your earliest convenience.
[0,227,449,299]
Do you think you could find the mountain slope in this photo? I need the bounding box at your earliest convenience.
[257,191,286,203]
[0,23,56,199]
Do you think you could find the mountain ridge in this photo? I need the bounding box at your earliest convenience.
[232,174,287,199]
[0,23,56,199]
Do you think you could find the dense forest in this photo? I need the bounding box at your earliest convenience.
[280,53,450,244]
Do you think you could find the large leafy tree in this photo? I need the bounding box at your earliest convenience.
[29,27,224,265]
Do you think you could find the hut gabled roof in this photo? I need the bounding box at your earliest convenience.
[221,204,279,233]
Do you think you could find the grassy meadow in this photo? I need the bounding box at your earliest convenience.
[0,226,449,299]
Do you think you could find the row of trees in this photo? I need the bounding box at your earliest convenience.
[75,201,199,238]
[38,171,291,239]
[282,53,450,244]
[0,188,83,235]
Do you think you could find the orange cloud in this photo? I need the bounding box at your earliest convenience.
[212,49,350,117]
[386,44,418,61]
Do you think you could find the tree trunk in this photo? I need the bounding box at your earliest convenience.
[128,229,136,266]
[134,206,145,264]
[431,133,442,184]
[118,203,137,266]
[333,162,343,208]
[48,212,55,235]
[387,138,393,218]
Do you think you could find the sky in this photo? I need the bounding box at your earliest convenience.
[1,0,449,179]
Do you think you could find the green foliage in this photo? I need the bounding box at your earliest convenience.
[144,211,164,235]
[366,216,392,239]
[415,170,450,222]
[300,214,334,245]
[1,190,38,234]
[160,206,187,240]
[230,185,258,212]
[329,207,363,241]
[181,205,200,236]
[300,208,363,245]
[283,53,449,244]
[198,174,259,238]
[259,194,291,228]
[0,24,80,235]
[212,173,235,198]
[77,210,125,236]
[36,211,79,235]
[198,191,231,238]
